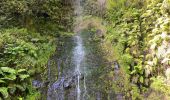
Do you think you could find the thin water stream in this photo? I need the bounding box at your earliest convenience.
[73,35,85,100]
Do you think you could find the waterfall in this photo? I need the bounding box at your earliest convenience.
[74,0,83,20]
[45,0,117,100]
[73,35,85,100]
[73,0,85,99]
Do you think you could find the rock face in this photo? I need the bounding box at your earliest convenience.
[96,29,105,38]
[33,80,44,88]
[33,80,49,88]
[47,72,85,99]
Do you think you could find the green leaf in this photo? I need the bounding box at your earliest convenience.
[153,57,158,65]
[131,70,136,74]
[0,87,8,98]
[0,79,5,83]
[2,74,16,80]
[139,76,144,83]
[17,69,27,73]
[0,70,3,75]
[19,74,29,81]
[1,67,16,74]
[15,85,25,91]
[8,86,16,95]
[31,38,40,42]
[18,98,23,100]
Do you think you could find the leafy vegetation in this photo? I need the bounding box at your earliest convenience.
[0,28,56,99]
[0,0,74,99]
[104,0,170,99]
[1,0,170,99]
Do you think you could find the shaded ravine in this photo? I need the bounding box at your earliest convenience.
[40,0,121,99]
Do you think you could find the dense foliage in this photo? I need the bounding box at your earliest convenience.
[0,28,55,100]
[0,0,74,99]
[105,0,170,99]
[1,0,170,99]
[0,0,74,33]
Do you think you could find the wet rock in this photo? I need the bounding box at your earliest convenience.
[96,29,105,38]
[74,71,84,80]
[32,80,43,88]
[49,72,86,91]
[64,78,73,89]
[44,81,50,87]
[114,61,119,70]
[116,93,123,100]
[51,77,65,90]
[33,80,50,88]
[80,75,84,80]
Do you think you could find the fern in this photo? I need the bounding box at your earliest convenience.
[19,74,30,81]
[1,67,16,74]
[0,87,8,99]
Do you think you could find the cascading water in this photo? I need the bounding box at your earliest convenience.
[73,35,85,100]
[73,0,88,99]
[73,0,86,99]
